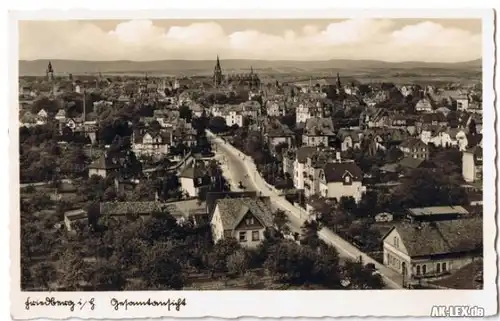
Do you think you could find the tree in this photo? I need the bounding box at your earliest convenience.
[209,238,241,274]
[209,116,228,134]
[341,260,385,289]
[32,262,57,289]
[300,220,321,249]
[227,249,249,276]
[273,209,291,235]
[142,242,185,290]
[179,105,193,123]
[87,258,127,291]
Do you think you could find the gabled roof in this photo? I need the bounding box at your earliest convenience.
[384,217,482,257]
[88,154,121,170]
[322,162,363,183]
[215,197,273,231]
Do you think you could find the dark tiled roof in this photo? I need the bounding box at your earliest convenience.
[100,201,165,215]
[398,157,425,169]
[466,134,483,148]
[88,155,121,170]
[215,197,274,231]
[400,138,427,149]
[296,146,316,163]
[389,217,483,257]
[322,162,363,183]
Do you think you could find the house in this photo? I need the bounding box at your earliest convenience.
[210,197,274,248]
[303,149,339,198]
[302,117,335,147]
[266,100,287,117]
[295,99,327,124]
[55,109,66,122]
[338,129,363,151]
[263,119,294,149]
[456,95,470,112]
[415,98,433,113]
[382,217,482,285]
[88,154,121,178]
[462,146,483,183]
[318,157,366,203]
[132,130,171,157]
[179,161,211,197]
[398,138,429,160]
[293,146,316,189]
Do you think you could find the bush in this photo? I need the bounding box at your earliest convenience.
[227,250,249,276]
[244,271,260,289]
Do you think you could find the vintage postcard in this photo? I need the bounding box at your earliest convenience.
[10,8,497,319]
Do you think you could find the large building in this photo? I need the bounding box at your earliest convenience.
[212,56,261,90]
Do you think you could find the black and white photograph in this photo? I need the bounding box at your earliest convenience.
[10,8,497,319]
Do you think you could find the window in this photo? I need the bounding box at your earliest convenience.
[252,231,260,241]
[442,262,447,272]
[245,217,255,225]
[393,236,398,248]
[422,265,427,275]
[197,178,202,184]
[239,231,247,242]
[345,176,351,184]
[436,263,441,274]
[416,265,421,275]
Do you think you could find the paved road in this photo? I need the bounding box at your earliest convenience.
[208,131,404,289]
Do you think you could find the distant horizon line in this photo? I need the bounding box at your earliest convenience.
[19,58,482,64]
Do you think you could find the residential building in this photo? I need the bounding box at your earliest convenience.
[399,138,430,160]
[415,98,433,113]
[210,197,274,248]
[302,117,335,147]
[179,161,211,197]
[132,129,171,157]
[295,99,327,124]
[338,129,363,151]
[266,100,287,117]
[88,154,121,178]
[303,149,338,198]
[462,146,483,183]
[293,146,316,189]
[318,155,366,203]
[382,217,482,285]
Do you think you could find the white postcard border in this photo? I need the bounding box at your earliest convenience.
[8,7,498,319]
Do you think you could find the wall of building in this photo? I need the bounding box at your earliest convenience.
[180,177,197,197]
[462,152,476,182]
[321,181,365,203]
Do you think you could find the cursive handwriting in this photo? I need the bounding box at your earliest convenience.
[110,298,186,311]
[25,297,95,312]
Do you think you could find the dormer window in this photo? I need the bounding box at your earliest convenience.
[344,176,351,184]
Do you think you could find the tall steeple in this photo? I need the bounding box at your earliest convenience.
[213,55,223,87]
[46,61,54,81]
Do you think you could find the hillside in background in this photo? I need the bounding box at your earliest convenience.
[19,58,482,76]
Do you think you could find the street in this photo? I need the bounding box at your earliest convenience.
[209,131,403,289]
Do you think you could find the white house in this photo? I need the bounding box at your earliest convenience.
[293,146,316,190]
[318,158,366,203]
[210,197,274,248]
[132,130,171,157]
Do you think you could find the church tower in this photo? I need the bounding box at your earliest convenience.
[46,61,54,81]
[336,72,342,94]
[213,55,223,87]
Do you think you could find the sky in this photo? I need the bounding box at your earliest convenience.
[18,19,482,62]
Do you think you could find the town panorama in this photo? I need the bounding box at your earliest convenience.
[19,54,483,291]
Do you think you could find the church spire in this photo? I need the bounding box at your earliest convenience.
[46,61,54,81]
[336,72,341,88]
[213,55,223,87]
